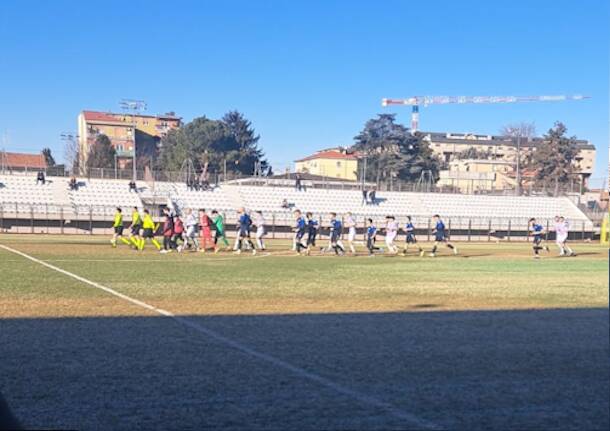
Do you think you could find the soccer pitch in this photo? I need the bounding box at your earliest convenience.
[1,235,608,430]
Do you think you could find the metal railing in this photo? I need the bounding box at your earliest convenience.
[1,167,605,198]
[0,202,596,241]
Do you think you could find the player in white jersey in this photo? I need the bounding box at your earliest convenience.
[253,210,266,251]
[553,216,575,256]
[183,208,200,251]
[384,215,399,254]
[345,212,357,254]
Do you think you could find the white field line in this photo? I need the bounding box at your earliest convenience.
[0,243,439,430]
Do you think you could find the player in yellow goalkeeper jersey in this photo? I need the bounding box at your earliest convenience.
[139,209,161,251]
[110,207,131,247]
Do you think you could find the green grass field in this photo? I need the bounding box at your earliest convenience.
[1,234,608,430]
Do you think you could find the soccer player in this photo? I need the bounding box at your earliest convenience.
[366,218,381,256]
[528,217,549,258]
[160,209,174,254]
[402,216,424,257]
[345,212,357,254]
[128,206,143,249]
[140,209,161,251]
[173,214,185,252]
[384,215,399,254]
[234,208,256,255]
[211,210,230,252]
[110,207,130,247]
[553,216,575,257]
[199,209,214,252]
[429,214,457,257]
[329,212,345,256]
[184,208,200,251]
[305,212,319,255]
[293,209,307,254]
[253,210,266,251]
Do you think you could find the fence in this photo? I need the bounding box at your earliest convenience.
[0,202,596,241]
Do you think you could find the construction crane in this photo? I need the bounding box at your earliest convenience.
[381,95,590,133]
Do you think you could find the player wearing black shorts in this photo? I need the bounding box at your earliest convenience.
[402,215,424,257]
[110,207,130,247]
[129,206,143,249]
[429,214,457,257]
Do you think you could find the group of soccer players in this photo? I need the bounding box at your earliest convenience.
[528,215,576,258]
[110,206,575,259]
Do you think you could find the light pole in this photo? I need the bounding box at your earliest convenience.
[119,99,147,181]
[515,135,521,196]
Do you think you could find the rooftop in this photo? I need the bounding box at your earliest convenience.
[295,149,360,163]
[82,110,182,123]
[0,151,47,169]
[419,131,594,149]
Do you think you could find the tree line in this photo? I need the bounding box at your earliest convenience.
[69,108,583,191]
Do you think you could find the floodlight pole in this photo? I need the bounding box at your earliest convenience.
[120,99,147,182]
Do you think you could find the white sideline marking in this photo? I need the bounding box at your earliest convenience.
[0,244,439,430]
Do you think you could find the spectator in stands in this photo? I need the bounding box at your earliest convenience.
[128,180,137,193]
[68,176,77,191]
[36,171,45,185]
[192,178,200,191]
[362,188,368,205]
[368,187,377,205]
[200,178,210,191]
[295,173,302,191]
[281,199,290,209]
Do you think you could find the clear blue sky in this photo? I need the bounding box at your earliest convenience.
[0,0,608,182]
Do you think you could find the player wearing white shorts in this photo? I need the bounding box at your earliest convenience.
[183,208,200,251]
[384,216,399,254]
[345,212,357,254]
[253,210,266,251]
[554,216,575,256]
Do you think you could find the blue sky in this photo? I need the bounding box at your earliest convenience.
[0,0,608,182]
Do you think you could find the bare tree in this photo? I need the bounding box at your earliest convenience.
[500,122,536,138]
[63,135,80,174]
[500,122,536,195]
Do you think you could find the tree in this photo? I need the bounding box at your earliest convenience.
[222,111,269,175]
[529,122,579,195]
[63,137,80,174]
[352,114,440,183]
[157,112,269,178]
[86,134,116,171]
[500,122,536,138]
[42,147,55,167]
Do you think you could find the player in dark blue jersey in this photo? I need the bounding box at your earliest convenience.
[366,218,381,256]
[293,209,307,254]
[528,217,549,258]
[234,207,256,255]
[429,214,457,257]
[329,212,345,256]
[305,212,318,255]
[402,215,424,257]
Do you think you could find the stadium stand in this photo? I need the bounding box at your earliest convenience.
[0,175,594,233]
[0,174,71,213]
[68,178,143,215]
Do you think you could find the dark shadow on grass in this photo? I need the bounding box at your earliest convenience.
[1,308,608,431]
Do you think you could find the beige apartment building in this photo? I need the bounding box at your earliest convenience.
[420,131,596,186]
[78,110,181,170]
